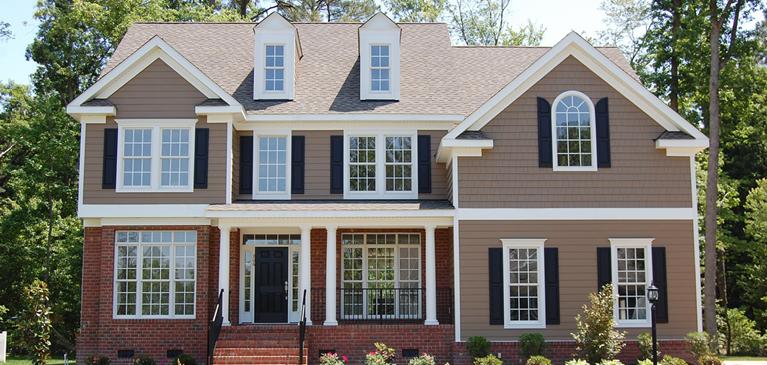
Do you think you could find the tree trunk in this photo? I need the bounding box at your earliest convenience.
[670,0,681,112]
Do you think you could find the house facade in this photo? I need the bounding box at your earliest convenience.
[68,12,708,365]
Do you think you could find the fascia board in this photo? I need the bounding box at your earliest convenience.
[66,106,116,116]
[655,139,709,149]
[195,105,246,116]
[437,139,494,163]
[242,113,464,122]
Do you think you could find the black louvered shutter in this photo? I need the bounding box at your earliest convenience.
[418,135,432,194]
[239,136,253,194]
[193,128,209,189]
[544,247,560,325]
[102,128,118,189]
[292,136,305,194]
[597,247,612,290]
[595,98,611,168]
[330,136,343,194]
[488,247,503,324]
[537,97,552,167]
[652,247,669,323]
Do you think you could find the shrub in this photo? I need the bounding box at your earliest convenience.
[409,352,436,365]
[571,284,626,364]
[320,352,348,365]
[718,307,764,355]
[519,333,547,358]
[599,360,624,365]
[466,336,492,359]
[473,354,502,365]
[85,355,111,365]
[173,354,196,365]
[366,343,395,365]
[660,355,687,365]
[132,354,156,365]
[638,360,652,365]
[17,280,52,365]
[637,333,659,361]
[697,355,723,365]
[525,355,551,365]
[685,332,713,358]
[564,360,589,365]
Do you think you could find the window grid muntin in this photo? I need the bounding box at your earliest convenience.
[508,248,540,322]
[370,45,390,91]
[160,129,190,187]
[265,45,285,91]
[384,137,412,192]
[616,247,648,321]
[349,136,377,192]
[114,231,197,318]
[257,137,288,193]
[340,233,421,319]
[555,95,593,167]
[291,251,299,312]
[122,129,152,187]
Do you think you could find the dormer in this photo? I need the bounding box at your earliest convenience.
[359,13,401,101]
[253,12,302,100]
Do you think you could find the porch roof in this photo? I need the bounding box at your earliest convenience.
[206,200,454,212]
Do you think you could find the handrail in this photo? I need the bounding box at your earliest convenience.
[311,287,455,324]
[298,289,307,365]
[208,289,224,365]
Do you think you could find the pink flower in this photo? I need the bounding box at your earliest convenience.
[370,351,376,355]
[342,356,348,361]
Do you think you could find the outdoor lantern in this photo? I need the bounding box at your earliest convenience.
[647,283,659,303]
[647,282,660,365]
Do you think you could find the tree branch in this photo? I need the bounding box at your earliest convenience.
[0,142,16,159]
[720,0,744,69]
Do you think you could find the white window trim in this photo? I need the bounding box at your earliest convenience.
[501,238,546,329]
[252,130,292,200]
[369,44,391,94]
[115,119,197,193]
[343,131,418,199]
[263,44,286,94]
[609,238,654,328]
[551,90,598,172]
[112,231,197,319]
[359,31,400,101]
[253,30,296,100]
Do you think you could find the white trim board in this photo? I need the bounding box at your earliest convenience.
[215,216,454,228]
[457,207,696,221]
[241,114,464,123]
[206,210,455,219]
[79,204,209,218]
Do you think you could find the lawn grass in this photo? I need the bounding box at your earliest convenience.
[3,355,69,365]
[721,356,767,361]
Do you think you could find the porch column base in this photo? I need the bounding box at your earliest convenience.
[424,319,439,326]
[323,320,338,326]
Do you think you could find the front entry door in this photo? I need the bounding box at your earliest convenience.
[254,247,289,323]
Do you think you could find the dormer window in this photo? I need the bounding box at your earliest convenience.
[265,45,285,92]
[371,45,390,92]
[359,13,400,100]
[253,12,301,100]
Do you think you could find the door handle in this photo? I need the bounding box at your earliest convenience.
[284,280,289,300]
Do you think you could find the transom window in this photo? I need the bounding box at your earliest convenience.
[341,233,421,320]
[265,45,285,91]
[501,239,546,329]
[371,45,390,92]
[610,238,653,327]
[345,133,416,199]
[552,91,596,171]
[114,231,197,318]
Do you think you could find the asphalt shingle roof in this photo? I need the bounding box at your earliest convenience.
[103,22,637,117]
[206,200,454,211]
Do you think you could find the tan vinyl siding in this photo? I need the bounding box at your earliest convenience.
[297,130,342,200]
[459,219,697,340]
[458,56,692,208]
[418,130,449,200]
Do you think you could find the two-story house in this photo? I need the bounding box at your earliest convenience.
[67,12,708,365]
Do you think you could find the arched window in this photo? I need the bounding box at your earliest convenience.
[552,91,597,171]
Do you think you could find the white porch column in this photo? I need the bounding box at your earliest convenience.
[425,224,439,325]
[324,225,338,326]
[300,226,312,325]
[218,224,232,326]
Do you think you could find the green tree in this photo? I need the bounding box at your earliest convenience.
[0,21,11,41]
[571,284,626,364]
[597,0,651,68]
[450,0,544,46]
[384,0,447,22]
[280,0,379,22]
[17,280,52,365]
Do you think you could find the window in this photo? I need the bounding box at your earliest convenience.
[116,120,196,192]
[114,231,197,318]
[501,239,546,329]
[345,132,416,199]
[371,45,390,92]
[610,238,653,327]
[341,233,421,320]
[552,91,597,171]
[265,45,285,92]
[253,134,290,199]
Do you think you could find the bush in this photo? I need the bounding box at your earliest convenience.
[571,284,626,364]
[565,360,589,365]
[366,343,395,365]
[85,355,111,365]
[525,356,550,365]
[466,336,492,359]
[17,280,52,365]
[718,307,764,356]
[599,360,624,365]
[519,333,546,358]
[660,355,687,365]
[473,354,502,365]
[132,354,156,365]
[637,333,659,361]
[173,354,197,365]
[697,355,723,365]
[320,352,347,365]
[409,352,436,365]
[685,332,713,358]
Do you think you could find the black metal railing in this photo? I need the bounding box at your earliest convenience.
[310,287,454,324]
[298,289,307,365]
[208,289,224,365]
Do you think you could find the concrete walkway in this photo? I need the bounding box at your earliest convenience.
[723,361,767,365]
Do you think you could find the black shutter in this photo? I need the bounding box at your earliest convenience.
[239,136,253,194]
[193,128,209,189]
[652,247,669,323]
[544,247,560,325]
[418,135,432,194]
[102,128,118,189]
[597,247,612,290]
[488,247,503,325]
[595,98,611,168]
[292,136,305,194]
[330,136,343,194]
[537,97,552,167]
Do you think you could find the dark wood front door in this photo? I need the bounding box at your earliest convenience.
[254,247,288,323]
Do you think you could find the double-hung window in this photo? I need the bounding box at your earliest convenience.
[610,238,653,327]
[501,239,546,329]
[552,91,597,171]
[253,133,290,199]
[345,132,416,199]
[114,231,197,318]
[371,45,390,92]
[264,45,285,92]
[116,120,196,192]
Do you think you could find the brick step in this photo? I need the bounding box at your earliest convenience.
[217,339,304,348]
[214,347,307,356]
[213,354,307,365]
[218,332,300,340]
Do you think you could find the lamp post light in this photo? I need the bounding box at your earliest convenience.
[647,282,660,365]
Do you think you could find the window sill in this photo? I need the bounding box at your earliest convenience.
[113,315,196,320]
[552,165,598,172]
[615,321,652,328]
[115,186,194,193]
[504,322,546,329]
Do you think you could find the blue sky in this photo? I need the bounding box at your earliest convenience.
[0,0,40,86]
